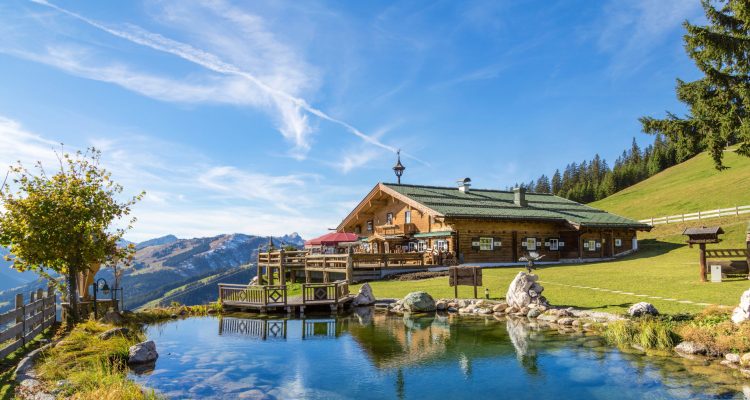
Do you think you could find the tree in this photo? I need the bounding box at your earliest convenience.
[534,175,551,194]
[0,148,143,322]
[640,0,750,169]
[551,169,562,194]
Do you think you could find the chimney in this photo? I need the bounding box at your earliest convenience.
[457,177,471,193]
[513,187,527,207]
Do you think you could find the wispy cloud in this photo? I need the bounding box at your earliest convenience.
[0,115,354,241]
[27,0,426,165]
[593,0,703,76]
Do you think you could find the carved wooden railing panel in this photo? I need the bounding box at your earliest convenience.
[302,281,349,304]
[219,317,287,340]
[706,249,749,259]
[218,284,287,306]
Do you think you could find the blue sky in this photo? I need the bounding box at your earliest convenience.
[0,0,704,241]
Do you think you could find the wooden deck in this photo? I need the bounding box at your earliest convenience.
[219,281,354,314]
[257,250,433,284]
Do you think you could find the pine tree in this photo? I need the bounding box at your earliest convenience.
[640,0,750,169]
[551,169,562,194]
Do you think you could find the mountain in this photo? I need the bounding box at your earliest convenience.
[0,232,305,311]
[135,234,179,250]
[590,149,750,219]
[0,248,41,291]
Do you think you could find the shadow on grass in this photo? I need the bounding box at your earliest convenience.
[0,324,58,400]
[553,302,634,311]
[617,240,684,261]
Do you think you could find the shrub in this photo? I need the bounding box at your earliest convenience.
[603,317,678,350]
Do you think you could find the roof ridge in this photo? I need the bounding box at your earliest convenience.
[382,182,558,196]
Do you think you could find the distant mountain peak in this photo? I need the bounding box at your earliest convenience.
[136,234,180,250]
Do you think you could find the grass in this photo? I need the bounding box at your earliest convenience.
[353,217,750,315]
[36,320,159,400]
[0,326,57,400]
[590,148,750,219]
[602,318,679,351]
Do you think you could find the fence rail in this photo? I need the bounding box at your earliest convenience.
[301,281,349,304]
[639,205,750,226]
[0,286,56,359]
[218,284,287,307]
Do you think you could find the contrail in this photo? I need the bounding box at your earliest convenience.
[30,0,428,165]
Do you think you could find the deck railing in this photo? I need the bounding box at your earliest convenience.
[304,254,349,270]
[375,223,417,236]
[218,284,287,306]
[352,253,424,269]
[302,280,349,304]
[258,250,307,267]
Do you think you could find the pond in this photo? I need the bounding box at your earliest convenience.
[131,310,750,399]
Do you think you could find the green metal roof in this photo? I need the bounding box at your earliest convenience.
[412,231,454,238]
[384,183,650,229]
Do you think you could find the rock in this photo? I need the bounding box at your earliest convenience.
[741,353,750,366]
[527,308,542,318]
[447,307,457,313]
[458,300,469,308]
[352,283,376,306]
[492,303,508,313]
[436,301,447,311]
[477,308,493,315]
[725,353,741,364]
[557,317,575,326]
[447,302,458,309]
[538,312,559,323]
[401,291,436,313]
[557,309,574,318]
[99,327,130,340]
[505,272,546,308]
[675,341,708,355]
[519,307,530,316]
[628,302,659,317]
[128,341,159,365]
[100,310,125,325]
[731,288,750,324]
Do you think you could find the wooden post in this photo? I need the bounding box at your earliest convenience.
[472,268,478,299]
[279,249,286,286]
[346,249,354,283]
[305,269,311,284]
[15,293,23,342]
[323,271,330,283]
[699,243,707,282]
[578,233,583,259]
[452,268,458,298]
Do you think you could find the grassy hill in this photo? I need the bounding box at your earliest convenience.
[590,149,750,220]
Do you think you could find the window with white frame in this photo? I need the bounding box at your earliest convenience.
[417,240,426,252]
[526,237,537,251]
[614,238,622,247]
[367,220,373,232]
[405,211,411,224]
[587,240,597,251]
[435,239,448,252]
[548,238,559,251]
[386,212,394,225]
[479,237,494,251]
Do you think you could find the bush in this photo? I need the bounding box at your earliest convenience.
[603,317,678,350]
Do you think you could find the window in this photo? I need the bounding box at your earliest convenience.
[417,240,426,252]
[373,242,379,253]
[614,238,622,247]
[362,243,370,252]
[479,237,494,251]
[548,238,559,251]
[386,212,393,225]
[405,211,411,224]
[526,237,537,251]
[407,242,416,252]
[435,239,448,252]
[587,240,597,251]
[354,225,361,234]
[367,220,373,232]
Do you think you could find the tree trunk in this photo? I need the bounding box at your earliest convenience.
[66,267,80,323]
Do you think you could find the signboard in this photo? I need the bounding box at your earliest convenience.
[449,266,483,298]
[710,264,723,283]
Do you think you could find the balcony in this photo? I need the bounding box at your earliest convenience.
[374,223,417,236]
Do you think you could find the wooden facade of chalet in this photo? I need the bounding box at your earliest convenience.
[337,182,651,264]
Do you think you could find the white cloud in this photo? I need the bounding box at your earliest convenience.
[594,0,703,76]
[25,0,414,163]
[0,115,350,242]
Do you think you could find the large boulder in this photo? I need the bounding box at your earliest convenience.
[628,302,659,317]
[128,341,159,365]
[352,283,376,306]
[675,341,708,355]
[402,291,436,313]
[506,272,545,308]
[731,288,750,324]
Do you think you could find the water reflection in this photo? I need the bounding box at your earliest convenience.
[131,313,750,400]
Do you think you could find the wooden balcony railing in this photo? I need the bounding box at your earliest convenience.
[304,254,350,270]
[258,250,307,267]
[351,252,424,269]
[374,223,417,236]
[218,284,287,306]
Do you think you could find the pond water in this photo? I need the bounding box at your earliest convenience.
[131,310,750,399]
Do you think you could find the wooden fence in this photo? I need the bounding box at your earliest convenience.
[301,281,349,304]
[218,284,287,307]
[639,205,750,226]
[0,287,56,359]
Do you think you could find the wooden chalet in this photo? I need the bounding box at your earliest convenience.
[337,180,651,265]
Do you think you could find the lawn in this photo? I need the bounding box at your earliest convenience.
[353,217,750,315]
[590,149,750,220]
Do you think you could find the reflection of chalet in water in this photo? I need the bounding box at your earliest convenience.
[337,179,650,264]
